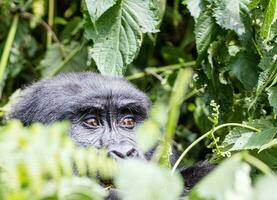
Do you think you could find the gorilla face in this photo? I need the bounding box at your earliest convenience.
[68,91,149,160]
[7,72,150,160]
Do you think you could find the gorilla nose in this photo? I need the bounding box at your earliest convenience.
[108,144,138,159]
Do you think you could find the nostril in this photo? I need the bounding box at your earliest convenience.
[110,150,125,159]
[126,148,137,157]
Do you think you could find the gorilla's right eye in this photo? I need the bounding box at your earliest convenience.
[83,117,100,128]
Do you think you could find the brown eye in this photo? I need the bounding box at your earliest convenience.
[84,118,100,128]
[120,117,136,128]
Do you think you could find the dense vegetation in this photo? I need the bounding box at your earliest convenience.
[0,0,276,199]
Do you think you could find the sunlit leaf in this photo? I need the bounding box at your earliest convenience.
[115,159,183,200]
[189,154,253,200]
[260,0,277,40]
[84,0,159,75]
[212,0,250,36]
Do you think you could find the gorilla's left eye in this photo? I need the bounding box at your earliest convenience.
[120,117,136,128]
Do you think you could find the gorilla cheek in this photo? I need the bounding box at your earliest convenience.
[69,125,102,148]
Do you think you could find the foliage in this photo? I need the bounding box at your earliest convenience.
[0,0,276,199]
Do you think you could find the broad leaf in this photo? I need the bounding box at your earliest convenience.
[229,51,259,89]
[186,0,205,19]
[194,10,218,58]
[115,159,183,200]
[84,0,117,23]
[253,175,277,200]
[259,138,277,152]
[212,0,250,36]
[268,87,277,114]
[85,0,159,75]
[189,154,253,200]
[223,127,277,151]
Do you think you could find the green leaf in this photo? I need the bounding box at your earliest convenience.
[253,175,277,200]
[189,154,253,200]
[84,0,117,23]
[260,0,277,40]
[213,0,250,36]
[137,103,167,152]
[186,0,205,19]
[223,127,277,151]
[268,87,277,114]
[115,159,183,200]
[59,177,106,200]
[85,0,159,75]
[194,10,218,58]
[259,138,277,152]
[229,51,259,90]
[251,46,277,107]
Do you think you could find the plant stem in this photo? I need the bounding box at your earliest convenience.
[159,68,193,167]
[21,12,66,58]
[49,42,86,77]
[243,153,271,175]
[127,61,196,80]
[47,0,54,47]
[171,123,260,173]
[0,14,19,97]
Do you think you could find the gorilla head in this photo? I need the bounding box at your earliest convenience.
[7,72,151,160]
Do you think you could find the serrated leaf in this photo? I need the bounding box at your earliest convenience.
[84,0,117,23]
[194,10,217,57]
[115,159,183,200]
[260,0,277,40]
[251,46,277,107]
[224,128,277,151]
[259,138,277,152]
[229,51,259,90]
[268,87,277,114]
[213,0,250,36]
[85,0,159,75]
[186,0,205,19]
[189,154,253,200]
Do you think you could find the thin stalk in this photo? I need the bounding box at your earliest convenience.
[21,11,66,58]
[0,14,19,96]
[127,61,196,80]
[243,153,271,175]
[171,123,260,173]
[49,42,85,76]
[47,0,54,47]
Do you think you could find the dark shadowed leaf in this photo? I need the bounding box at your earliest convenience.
[229,52,259,90]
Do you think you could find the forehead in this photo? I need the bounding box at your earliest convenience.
[54,74,150,114]
[79,91,147,112]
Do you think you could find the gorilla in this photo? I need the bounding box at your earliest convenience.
[6,72,214,198]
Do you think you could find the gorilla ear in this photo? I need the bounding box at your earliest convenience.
[179,161,215,189]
